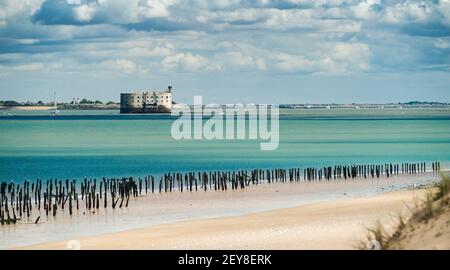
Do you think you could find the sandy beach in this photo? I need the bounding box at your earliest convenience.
[1,171,440,249]
[10,106,53,111]
[21,187,431,250]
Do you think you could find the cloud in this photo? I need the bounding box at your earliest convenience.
[214,51,267,71]
[0,0,44,31]
[73,4,97,22]
[32,0,179,25]
[331,42,371,71]
[269,42,371,73]
[272,52,316,72]
[435,38,450,49]
[0,62,47,77]
[100,59,138,74]
[0,0,449,78]
[67,0,82,4]
[162,52,213,72]
[12,62,45,71]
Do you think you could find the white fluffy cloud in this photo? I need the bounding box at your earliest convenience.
[73,4,96,22]
[382,1,432,24]
[270,42,371,73]
[67,0,82,5]
[0,0,44,26]
[0,0,449,77]
[214,51,267,71]
[102,59,137,74]
[437,0,450,26]
[434,39,450,49]
[162,52,213,72]
[67,0,178,23]
[104,0,179,21]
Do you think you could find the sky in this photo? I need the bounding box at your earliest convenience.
[0,0,449,104]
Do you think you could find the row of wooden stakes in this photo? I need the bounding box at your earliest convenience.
[0,161,442,225]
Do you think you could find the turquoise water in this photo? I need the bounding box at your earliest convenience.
[1,108,450,183]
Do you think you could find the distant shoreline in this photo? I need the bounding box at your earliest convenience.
[2,105,450,111]
[1,106,53,111]
[0,105,120,111]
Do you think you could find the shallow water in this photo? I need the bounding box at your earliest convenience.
[1,108,449,248]
[0,172,442,249]
[0,108,449,183]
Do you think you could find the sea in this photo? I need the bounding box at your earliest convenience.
[1,108,450,184]
[1,107,450,248]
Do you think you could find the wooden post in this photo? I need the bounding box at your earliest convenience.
[69,195,73,216]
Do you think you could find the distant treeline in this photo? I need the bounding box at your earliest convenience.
[0,100,23,106]
[60,103,120,110]
[0,100,119,107]
[2,100,449,108]
[279,101,450,108]
[401,101,450,106]
[75,99,118,105]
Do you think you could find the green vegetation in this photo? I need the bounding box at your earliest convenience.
[0,99,119,109]
[436,173,450,199]
[0,100,21,106]
[360,173,450,250]
[402,101,449,106]
[78,99,109,105]
[79,99,95,104]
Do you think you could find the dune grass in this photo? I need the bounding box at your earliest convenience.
[360,173,450,250]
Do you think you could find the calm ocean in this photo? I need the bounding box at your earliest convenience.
[1,108,450,183]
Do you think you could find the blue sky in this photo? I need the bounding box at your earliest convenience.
[0,0,449,104]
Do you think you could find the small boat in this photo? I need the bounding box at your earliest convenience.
[51,91,60,116]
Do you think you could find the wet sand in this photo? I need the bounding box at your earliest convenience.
[23,188,431,250]
[3,172,441,249]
